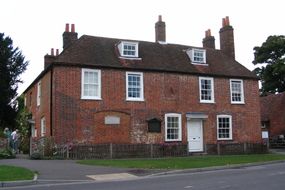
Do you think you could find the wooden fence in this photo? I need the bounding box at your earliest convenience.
[53,143,188,159]
[30,137,268,159]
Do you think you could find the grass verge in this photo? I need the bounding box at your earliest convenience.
[0,165,35,181]
[78,154,285,169]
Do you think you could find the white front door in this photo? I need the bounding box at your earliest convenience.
[187,120,203,152]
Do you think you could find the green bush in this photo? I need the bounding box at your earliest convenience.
[0,148,15,159]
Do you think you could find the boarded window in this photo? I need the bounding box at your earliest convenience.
[148,118,161,133]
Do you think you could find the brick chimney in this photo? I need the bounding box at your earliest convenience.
[202,29,215,49]
[63,23,78,49]
[155,15,166,43]
[44,48,59,69]
[219,16,235,59]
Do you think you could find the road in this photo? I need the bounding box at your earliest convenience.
[2,162,285,190]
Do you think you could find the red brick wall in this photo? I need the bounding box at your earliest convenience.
[25,71,51,137]
[50,66,262,145]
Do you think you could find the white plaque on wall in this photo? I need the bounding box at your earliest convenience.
[105,116,120,125]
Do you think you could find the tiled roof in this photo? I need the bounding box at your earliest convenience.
[260,92,285,122]
[55,35,257,79]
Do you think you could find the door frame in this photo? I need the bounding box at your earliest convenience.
[187,119,204,152]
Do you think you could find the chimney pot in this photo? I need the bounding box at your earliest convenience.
[56,49,59,56]
[51,48,54,56]
[222,18,226,27]
[71,24,75,32]
[226,16,230,26]
[65,23,69,32]
[158,15,162,21]
[208,29,211,36]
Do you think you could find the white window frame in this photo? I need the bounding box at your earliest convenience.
[187,48,207,65]
[37,81,41,106]
[199,77,214,103]
[230,79,244,104]
[217,115,232,140]
[118,41,139,58]
[40,117,46,137]
[165,113,182,142]
[126,72,144,101]
[81,69,101,100]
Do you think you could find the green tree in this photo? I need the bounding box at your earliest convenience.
[0,33,28,129]
[15,95,31,153]
[253,35,285,95]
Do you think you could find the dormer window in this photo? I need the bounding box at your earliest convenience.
[118,41,139,58]
[187,48,206,64]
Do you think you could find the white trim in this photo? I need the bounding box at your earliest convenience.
[187,120,204,152]
[118,41,139,58]
[126,72,144,101]
[230,79,245,104]
[187,48,207,64]
[81,69,101,100]
[165,113,182,142]
[37,81,41,106]
[118,56,142,60]
[217,115,232,140]
[199,77,215,103]
[40,117,46,137]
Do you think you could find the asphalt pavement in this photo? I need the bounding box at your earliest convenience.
[1,149,285,187]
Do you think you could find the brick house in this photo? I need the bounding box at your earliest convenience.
[23,16,262,155]
[260,92,285,139]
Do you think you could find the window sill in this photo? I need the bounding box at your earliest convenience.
[165,139,182,142]
[119,56,142,60]
[192,62,208,66]
[217,138,233,141]
[126,98,145,102]
[81,97,102,100]
[231,102,245,105]
[200,101,215,104]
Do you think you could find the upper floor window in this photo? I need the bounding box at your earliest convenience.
[165,113,182,141]
[37,81,41,106]
[187,48,206,64]
[81,69,101,100]
[118,41,139,58]
[217,115,232,140]
[199,77,214,103]
[230,79,244,104]
[126,72,144,101]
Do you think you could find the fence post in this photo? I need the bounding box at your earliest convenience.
[150,144,153,158]
[217,143,220,155]
[243,142,247,154]
[67,146,69,159]
[110,143,113,159]
[29,137,32,156]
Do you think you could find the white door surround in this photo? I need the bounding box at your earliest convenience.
[187,119,203,152]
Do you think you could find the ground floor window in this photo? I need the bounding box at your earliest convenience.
[165,113,182,141]
[41,117,46,137]
[217,115,232,140]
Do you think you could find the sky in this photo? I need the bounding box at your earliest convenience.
[1,0,284,95]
